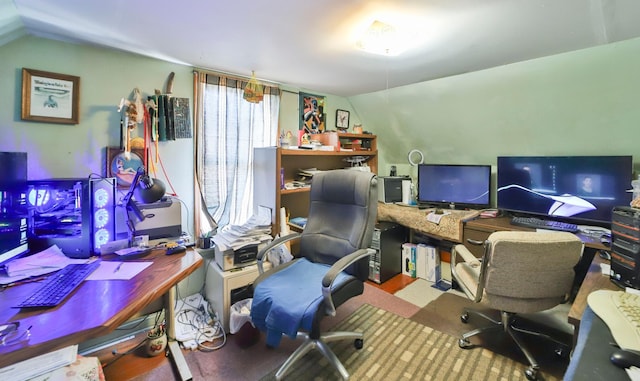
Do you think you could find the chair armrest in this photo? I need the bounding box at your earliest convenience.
[452,244,481,268]
[321,248,375,316]
[256,232,300,274]
[451,244,484,302]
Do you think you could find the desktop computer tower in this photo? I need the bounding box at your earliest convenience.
[27,178,117,258]
[610,206,640,289]
[368,221,408,284]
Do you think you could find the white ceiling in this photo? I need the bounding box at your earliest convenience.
[5,0,640,96]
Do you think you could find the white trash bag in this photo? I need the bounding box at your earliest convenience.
[229,298,254,334]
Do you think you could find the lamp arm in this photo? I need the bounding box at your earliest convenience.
[121,166,146,222]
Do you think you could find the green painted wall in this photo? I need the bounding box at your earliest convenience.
[349,36,640,194]
[0,35,195,232]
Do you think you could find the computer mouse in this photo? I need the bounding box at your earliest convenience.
[610,348,640,368]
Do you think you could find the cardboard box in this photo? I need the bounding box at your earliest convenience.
[426,245,441,283]
[401,243,416,278]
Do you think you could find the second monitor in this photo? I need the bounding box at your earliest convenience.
[417,164,491,210]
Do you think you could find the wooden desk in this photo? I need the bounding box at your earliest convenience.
[568,254,619,340]
[0,247,203,371]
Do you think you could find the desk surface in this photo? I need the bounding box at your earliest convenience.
[464,216,608,250]
[568,254,620,328]
[377,203,479,243]
[0,248,203,369]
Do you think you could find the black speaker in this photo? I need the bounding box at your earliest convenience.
[610,206,640,289]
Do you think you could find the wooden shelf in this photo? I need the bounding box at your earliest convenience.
[254,133,377,248]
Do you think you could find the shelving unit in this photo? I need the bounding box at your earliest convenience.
[253,133,377,236]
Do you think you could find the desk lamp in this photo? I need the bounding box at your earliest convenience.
[121,166,166,245]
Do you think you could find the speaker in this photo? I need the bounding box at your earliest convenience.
[378,176,407,203]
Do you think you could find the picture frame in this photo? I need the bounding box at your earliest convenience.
[106,147,147,188]
[299,92,325,133]
[336,109,350,130]
[21,68,80,124]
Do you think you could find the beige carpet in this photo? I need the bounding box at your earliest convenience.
[260,303,560,381]
[411,292,571,380]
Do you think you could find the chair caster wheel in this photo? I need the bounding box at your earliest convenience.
[524,366,538,380]
[458,338,472,349]
[354,338,363,350]
[460,312,469,323]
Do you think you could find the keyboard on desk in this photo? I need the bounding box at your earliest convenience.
[16,261,100,308]
[510,216,579,233]
[588,290,640,352]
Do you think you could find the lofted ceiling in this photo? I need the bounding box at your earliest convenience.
[4,0,640,96]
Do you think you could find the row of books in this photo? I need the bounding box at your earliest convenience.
[401,243,441,283]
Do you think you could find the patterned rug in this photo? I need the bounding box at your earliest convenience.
[260,303,560,380]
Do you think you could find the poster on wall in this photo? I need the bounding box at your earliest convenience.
[298,92,325,145]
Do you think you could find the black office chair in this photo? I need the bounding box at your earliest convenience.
[250,169,377,380]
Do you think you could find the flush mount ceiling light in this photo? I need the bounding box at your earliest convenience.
[356,20,404,56]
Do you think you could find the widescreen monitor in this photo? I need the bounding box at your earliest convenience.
[417,164,491,209]
[497,155,633,225]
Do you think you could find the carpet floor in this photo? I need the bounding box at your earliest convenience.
[410,292,571,380]
[123,287,569,380]
[261,303,560,381]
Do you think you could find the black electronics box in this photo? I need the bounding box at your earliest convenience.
[27,178,117,258]
[377,176,408,204]
[368,221,408,284]
[610,206,640,289]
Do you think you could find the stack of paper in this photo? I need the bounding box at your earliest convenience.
[0,245,87,285]
[212,214,272,251]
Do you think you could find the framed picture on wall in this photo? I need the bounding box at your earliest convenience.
[106,147,147,188]
[336,109,350,131]
[21,68,80,124]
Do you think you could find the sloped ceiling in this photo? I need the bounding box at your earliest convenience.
[4,0,640,96]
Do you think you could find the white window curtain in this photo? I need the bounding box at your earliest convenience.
[193,71,279,231]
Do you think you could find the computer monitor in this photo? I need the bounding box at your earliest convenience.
[497,155,633,225]
[0,152,29,266]
[417,164,491,209]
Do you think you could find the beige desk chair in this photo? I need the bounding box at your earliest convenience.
[451,231,584,380]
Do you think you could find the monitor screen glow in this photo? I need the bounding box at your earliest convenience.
[417,164,491,209]
[497,156,633,225]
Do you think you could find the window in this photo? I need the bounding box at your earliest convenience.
[194,72,279,231]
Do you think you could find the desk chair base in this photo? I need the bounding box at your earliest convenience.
[458,309,568,381]
[275,331,364,381]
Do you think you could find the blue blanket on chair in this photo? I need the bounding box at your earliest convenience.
[250,258,350,347]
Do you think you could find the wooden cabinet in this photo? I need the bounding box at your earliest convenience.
[254,133,377,235]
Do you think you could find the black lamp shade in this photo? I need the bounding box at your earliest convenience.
[133,175,166,204]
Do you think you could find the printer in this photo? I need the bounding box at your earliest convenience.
[215,242,262,271]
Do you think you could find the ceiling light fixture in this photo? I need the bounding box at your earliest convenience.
[356,20,402,56]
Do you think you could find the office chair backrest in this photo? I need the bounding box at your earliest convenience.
[482,231,583,313]
[299,169,377,280]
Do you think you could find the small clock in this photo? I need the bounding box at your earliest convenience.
[336,109,350,130]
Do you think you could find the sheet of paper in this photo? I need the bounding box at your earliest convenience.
[0,245,89,285]
[85,261,152,281]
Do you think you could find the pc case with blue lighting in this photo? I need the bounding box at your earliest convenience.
[27,178,117,258]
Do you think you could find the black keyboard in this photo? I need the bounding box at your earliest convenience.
[510,216,579,233]
[16,261,100,308]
